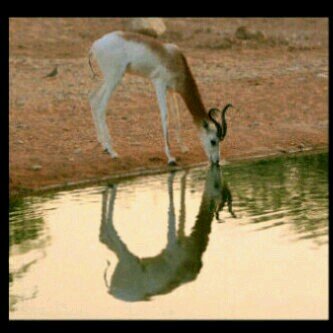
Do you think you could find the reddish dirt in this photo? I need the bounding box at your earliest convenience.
[9,18,328,195]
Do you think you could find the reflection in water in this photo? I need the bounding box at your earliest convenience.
[8,152,328,319]
[9,197,51,311]
[10,198,46,250]
[99,166,235,302]
[224,152,328,246]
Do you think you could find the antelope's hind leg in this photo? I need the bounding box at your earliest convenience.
[89,66,126,158]
[89,82,106,146]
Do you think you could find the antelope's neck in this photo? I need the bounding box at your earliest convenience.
[178,58,209,126]
[187,195,215,256]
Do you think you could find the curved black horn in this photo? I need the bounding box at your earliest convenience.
[220,103,233,141]
[208,108,222,139]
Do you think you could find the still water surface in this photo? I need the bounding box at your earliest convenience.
[9,152,328,319]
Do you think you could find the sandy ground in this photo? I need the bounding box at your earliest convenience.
[9,18,328,195]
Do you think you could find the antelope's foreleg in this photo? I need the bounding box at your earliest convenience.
[171,93,188,153]
[154,81,176,165]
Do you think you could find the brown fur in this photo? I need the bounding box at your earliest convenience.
[120,31,209,126]
[121,31,183,73]
[178,54,209,126]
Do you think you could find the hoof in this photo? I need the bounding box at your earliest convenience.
[103,148,118,159]
[111,153,119,159]
[168,160,177,167]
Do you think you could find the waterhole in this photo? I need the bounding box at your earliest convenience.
[9,151,328,319]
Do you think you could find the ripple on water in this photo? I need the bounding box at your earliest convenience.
[9,151,328,319]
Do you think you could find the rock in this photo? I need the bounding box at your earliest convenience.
[277,147,288,153]
[124,18,166,38]
[16,98,25,107]
[235,26,265,41]
[210,37,233,50]
[235,26,250,39]
[16,123,28,129]
[288,148,299,154]
[31,164,42,171]
[74,148,82,154]
[249,121,259,128]
[297,143,305,151]
[317,73,328,79]
[317,120,328,128]
[43,65,58,78]
[149,156,163,162]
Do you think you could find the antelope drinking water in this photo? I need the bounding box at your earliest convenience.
[88,31,234,165]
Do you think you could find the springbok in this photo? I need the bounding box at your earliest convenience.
[88,30,233,165]
[99,165,236,302]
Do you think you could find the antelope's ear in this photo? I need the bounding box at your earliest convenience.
[203,120,209,129]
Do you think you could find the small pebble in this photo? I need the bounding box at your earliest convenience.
[277,147,287,153]
[74,148,82,154]
[16,123,28,129]
[249,121,259,128]
[16,98,25,107]
[317,73,328,79]
[31,164,42,171]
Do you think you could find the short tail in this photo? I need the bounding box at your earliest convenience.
[88,49,98,79]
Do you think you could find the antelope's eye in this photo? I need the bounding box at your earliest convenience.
[210,140,217,146]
